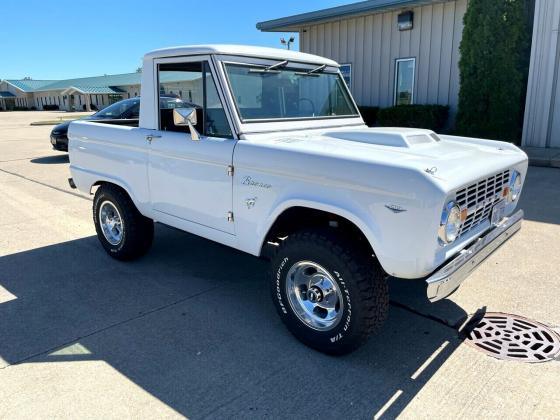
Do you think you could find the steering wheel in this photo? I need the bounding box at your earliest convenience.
[298,98,315,116]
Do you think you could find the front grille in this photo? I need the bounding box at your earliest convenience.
[456,170,510,236]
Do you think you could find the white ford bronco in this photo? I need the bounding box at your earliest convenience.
[68,45,528,354]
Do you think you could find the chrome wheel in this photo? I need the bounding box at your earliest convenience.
[286,261,344,331]
[99,201,124,246]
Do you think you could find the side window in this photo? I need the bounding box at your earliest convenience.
[158,61,232,138]
[394,58,415,106]
[125,103,140,119]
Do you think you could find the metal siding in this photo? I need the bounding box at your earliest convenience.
[363,14,375,105]
[428,3,444,104]
[324,22,332,59]
[372,14,384,106]
[317,24,326,56]
[417,5,433,104]
[332,21,341,61]
[438,1,456,105]
[380,12,393,106]
[355,16,366,104]
[523,0,560,148]
[340,19,348,64]
[300,0,465,113]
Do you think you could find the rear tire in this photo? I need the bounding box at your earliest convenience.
[93,184,153,261]
[270,228,389,355]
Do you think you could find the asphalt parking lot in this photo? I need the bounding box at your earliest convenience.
[0,111,559,419]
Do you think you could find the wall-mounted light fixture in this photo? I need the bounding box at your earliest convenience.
[398,11,414,31]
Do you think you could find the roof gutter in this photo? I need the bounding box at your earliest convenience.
[257,0,437,32]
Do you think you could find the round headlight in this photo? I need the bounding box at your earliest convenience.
[509,171,522,202]
[439,202,462,244]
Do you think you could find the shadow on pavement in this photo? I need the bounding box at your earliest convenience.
[30,155,69,164]
[0,224,468,418]
[519,166,560,225]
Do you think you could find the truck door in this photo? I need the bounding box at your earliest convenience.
[147,57,236,234]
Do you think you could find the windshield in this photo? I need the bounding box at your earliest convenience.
[224,63,358,122]
[94,98,140,119]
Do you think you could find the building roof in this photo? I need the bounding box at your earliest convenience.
[257,0,439,31]
[5,79,58,92]
[1,73,144,95]
[61,86,127,95]
[0,91,16,98]
[33,73,142,92]
[144,44,339,66]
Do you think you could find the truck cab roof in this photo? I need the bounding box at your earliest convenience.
[143,44,339,67]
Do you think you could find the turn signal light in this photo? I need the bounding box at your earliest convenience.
[502,187,510,198]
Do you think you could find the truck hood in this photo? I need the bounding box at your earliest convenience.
[252,127,528,191]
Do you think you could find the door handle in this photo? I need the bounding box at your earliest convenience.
[146,134,162,143]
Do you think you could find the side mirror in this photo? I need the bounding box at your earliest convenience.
[173,107,200,140]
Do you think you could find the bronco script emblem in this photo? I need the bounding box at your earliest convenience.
[242,176,272,189]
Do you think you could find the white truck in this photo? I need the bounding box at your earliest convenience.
[68,45,528,354]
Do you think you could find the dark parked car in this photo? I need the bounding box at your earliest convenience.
[50,96,189,151]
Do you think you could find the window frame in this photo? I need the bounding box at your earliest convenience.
[339,63,352,90]
[394,57,416,106]
[154,54,236,139]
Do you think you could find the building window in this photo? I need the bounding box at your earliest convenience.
[394,58,415,105]
[340,64,352,89]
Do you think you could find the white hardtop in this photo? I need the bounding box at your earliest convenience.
[143,44,339,67]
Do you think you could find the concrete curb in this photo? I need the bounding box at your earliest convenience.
[522,147,560,168]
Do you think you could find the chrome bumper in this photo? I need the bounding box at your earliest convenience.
[426,209,524,302]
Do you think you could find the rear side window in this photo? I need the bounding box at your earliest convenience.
[158,61,232,138]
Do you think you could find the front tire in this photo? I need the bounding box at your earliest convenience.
[270,228,389,355]
[93,184,154,260]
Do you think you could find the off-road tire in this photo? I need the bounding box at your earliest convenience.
[93,184,154,261]
[270,228,389,355]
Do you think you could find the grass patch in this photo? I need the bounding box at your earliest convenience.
[30,113,93,126]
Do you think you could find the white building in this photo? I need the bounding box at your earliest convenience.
[0,72,199,112]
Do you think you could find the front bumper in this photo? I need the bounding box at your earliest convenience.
[50,135,68,151]
[426,209,524,302]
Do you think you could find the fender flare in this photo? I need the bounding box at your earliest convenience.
[257,198,386,268]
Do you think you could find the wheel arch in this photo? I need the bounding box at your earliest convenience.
[258,200,385,270]
[90,178,136,203]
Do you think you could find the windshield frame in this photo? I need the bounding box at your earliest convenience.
[221,60,360,124]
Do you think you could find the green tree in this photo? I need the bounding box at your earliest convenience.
[456,0,533,144]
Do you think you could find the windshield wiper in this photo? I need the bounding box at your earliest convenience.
[295,64,327,77]
[249,60,289,74]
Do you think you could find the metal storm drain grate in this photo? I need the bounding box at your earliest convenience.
[465,312,560,363]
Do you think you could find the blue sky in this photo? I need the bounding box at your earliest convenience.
[0,0,349,80]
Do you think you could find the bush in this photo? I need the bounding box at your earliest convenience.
[13,106,30,111]
[358,106,379,127]
[43,104,59,111]
[377,105,449,131]
[30,106,37,111]
[456,0,533,143]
